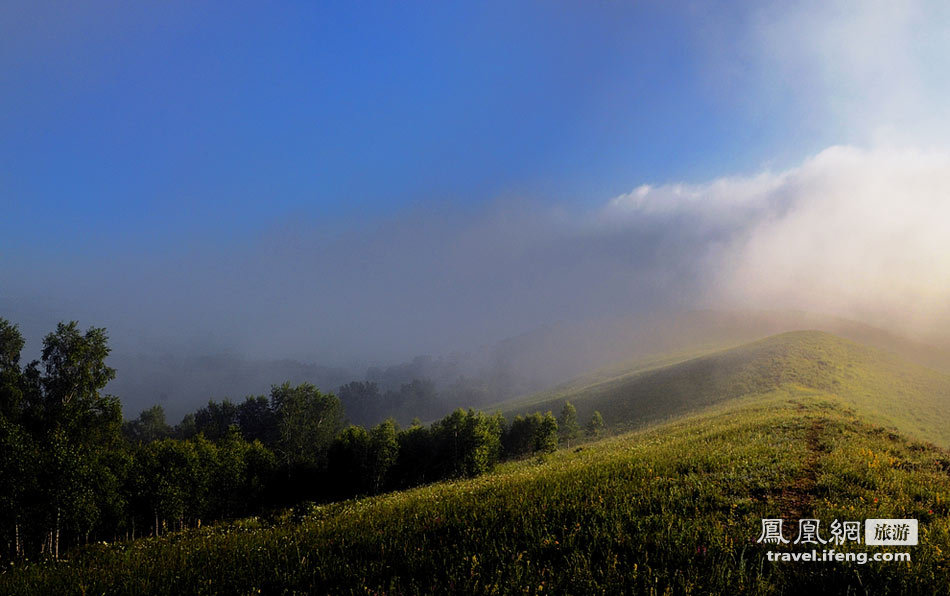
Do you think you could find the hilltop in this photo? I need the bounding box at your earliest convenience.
[498,330,950,448]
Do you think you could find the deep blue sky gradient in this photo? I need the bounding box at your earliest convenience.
[1,1,832,260]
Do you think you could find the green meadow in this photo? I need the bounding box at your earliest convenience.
[498,331,950,448]
[3,331,950,594]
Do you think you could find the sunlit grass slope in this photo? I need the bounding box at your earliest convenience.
[500,330,950,448]
[4,389,950,595]
[5,332,950,594]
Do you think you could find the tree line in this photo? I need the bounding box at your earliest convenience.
[0,318,604,562]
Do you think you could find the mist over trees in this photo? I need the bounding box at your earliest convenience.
[106,352,498,428]
[0,317,605,563]
[98,309,900,428]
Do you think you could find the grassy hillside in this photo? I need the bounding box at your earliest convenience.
[4,389,949,594]
[4,331,950,594]
[498,330,950,448]
[479,310,950,404]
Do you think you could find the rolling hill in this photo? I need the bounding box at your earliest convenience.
[4,331,950,594]
[498,330,950,448]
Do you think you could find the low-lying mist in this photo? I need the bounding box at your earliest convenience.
[5,145,950,420]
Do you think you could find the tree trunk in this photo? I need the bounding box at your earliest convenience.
[54,508,60,560]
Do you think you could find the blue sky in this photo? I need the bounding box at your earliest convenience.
[1,1,835,257]
[3,1,950,374]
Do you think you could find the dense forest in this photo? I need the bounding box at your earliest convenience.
[0,318,604,562]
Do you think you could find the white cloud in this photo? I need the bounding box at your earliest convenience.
[605,172,785,217]
[607,144,950,341]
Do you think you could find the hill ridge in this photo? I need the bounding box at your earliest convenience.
[9,389,949,594]
[499,329,950,448]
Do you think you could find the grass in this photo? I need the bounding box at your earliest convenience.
[491,342,738,413]
[4,331,950,594]
[3,386,949,595]
[498,331,950,448]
